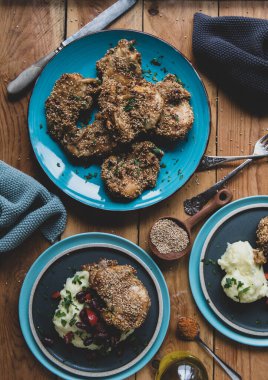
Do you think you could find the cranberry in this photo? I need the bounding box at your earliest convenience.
[95,322,107,333]
[83,337,93,346]
[84,293,92,302]
[86,309,98,327]
[76,291,92,304]
[51,291,61,300]
[79,309,88,324]
[91,299,102,311]
[64,332,74,344]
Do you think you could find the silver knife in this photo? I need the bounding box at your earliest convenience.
[7,0,137,96]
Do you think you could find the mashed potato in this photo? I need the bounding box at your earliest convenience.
[218,241,268,303]
[53,270,133,350]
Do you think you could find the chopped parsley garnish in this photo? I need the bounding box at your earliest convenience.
[62,291,79,312]
[84,172,97,182]
[152,147,162,156]
[129,43,135,51]
[238,286,250,297]
[160,163,166,168]
[72,274,84,285]
[202,258,217,266]
[134,159,140,166]
[174,115,180,122]
[55,310,66,318]
[61,319,67,327]
[224,277,237,289]
[150,58,161,66]
[237,281,244,289]
[124,98,137,112]
[69,313,77,326]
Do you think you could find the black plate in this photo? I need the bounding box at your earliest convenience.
[29,244,162,377]
[200,205,268,336]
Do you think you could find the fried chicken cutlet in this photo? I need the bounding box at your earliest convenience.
[96,39,142,84]
[256,216,268,258]
[97,39,163,143]
[101,141,163,200]
[46,74,118,160]
[154,74,194,140]
[82,259,151,332]
[46,73,100,141]
[98,78,164,143]
[65,114,118,160]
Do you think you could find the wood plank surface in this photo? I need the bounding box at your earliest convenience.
[0,2,64,379]
[215,2,268,380]
[0,1,268,379]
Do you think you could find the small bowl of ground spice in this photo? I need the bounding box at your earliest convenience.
[149,189,233,261]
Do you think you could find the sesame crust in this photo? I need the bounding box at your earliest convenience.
[154,74,194,140]
[256,216,268,257]
[82,259,151,332]
[101,141,163,200]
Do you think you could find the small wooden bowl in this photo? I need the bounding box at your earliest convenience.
[148,188,233,261]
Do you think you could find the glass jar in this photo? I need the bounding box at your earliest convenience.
[155,351,208,380]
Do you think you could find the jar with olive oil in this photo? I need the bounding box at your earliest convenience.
[155,351,208,380]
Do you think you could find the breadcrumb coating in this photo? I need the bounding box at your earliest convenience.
[101,141,163,200]
[256,216,268,258]
[82,259,151,332]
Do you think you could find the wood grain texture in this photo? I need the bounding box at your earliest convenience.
[137,1,218,379]
[215,2,268,380]
[0,2,64,379]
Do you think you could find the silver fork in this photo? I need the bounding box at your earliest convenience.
[197,134,268,171]
[184,134,268,216]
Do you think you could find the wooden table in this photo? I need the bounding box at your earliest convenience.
[1,1,268,379]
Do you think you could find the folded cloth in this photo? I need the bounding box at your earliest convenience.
[0,161,67,252]
[193,13,268,112]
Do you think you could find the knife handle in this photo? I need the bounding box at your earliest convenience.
[7,49,59,97]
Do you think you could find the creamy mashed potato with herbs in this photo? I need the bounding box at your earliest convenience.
[53,270,132,350]
[218,241,268,303]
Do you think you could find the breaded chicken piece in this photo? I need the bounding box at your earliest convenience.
[96,39,142,84]
[101,141,163,200]
[65,114,118,160]
[82,259,151,332]
[98,78,164,143]
[256,216,268,258]
[46,73,100,143]
[154,74,194,140]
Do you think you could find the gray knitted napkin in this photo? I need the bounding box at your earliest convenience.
[0,161,67,252]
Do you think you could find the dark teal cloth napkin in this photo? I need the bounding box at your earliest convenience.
[193,13,268,111]
[0,161,67,252]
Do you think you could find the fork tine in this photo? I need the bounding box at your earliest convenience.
[259,133,268,144]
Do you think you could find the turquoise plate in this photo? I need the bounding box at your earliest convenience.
[28,29,210,211]
[189,196,268,347]
[19,233,170,379]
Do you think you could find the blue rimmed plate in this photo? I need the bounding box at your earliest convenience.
[189,196,268,347]
[28,29,210,211]
[19,233,170,380]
